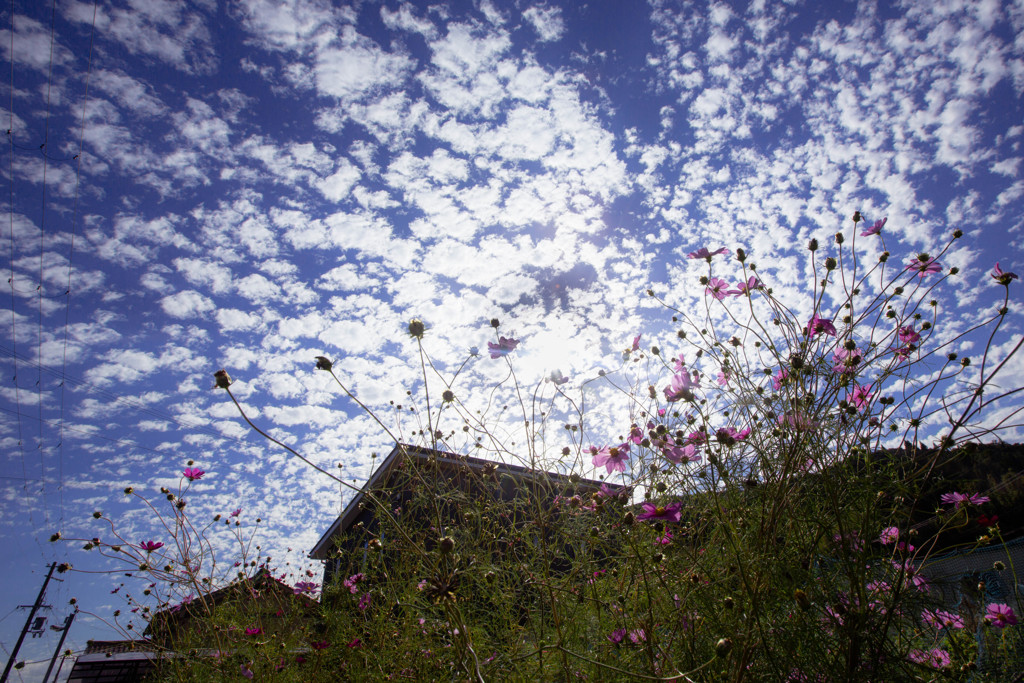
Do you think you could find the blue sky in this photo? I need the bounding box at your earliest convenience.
[2,0,1024,676]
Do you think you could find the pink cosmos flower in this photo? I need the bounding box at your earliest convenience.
[906,254,942,278]
[716,370,731,387]
[230,508,241,517]
[832,347,861,375]
[805,316,837,339]
[138,541,164,552]
[241,663,254,679]
[631,335,641,351]
[735,276,762,295]
[898,326,921,345]
[343,573,365,594]
[636,502,682,523]
[358,593,371,611]
[311,640,329,650]
[778,412,818,431]
[771,367,788,391]
[293,581,319,595]
[347,638,361,648]
[654,437,699,464]
[629,629,646,644]
[992,262,1019,285]
[850,384,873,411]
[547,369,569,385]
[628,424,644,445]
[984,603,1018,628]
[923,609,964,630]
[245,627,263,636]
[487,336,520,358]
[687,247,730,261]
[706,277,737,300]
[183,467,204,481]
[860,217,886,236]
[664,370,698,402]
[655,530,672,545]
[591,444,629,474]
[879,527,899,545]
[607,628,627,644]
[908,649,950,668]
[940,491,990,508]
[686,430,708,446]
[715,426,750,445]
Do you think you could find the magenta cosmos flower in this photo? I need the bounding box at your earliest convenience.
[687,246,730,261]
[591,444,630,474]
[992,262,1019,285]
[906,254,942,278]
[898,326,921,345]
[138,541,164,552]
[487,336,519,358]
[735,275,762,295]
[636,502,682,523]
[664,369,698,402]
[183,467,205,481]
[878,527,899,545]
[860,217,886,237]
[940,491,990,508]
[850,384,873,411]
[984,603,1018,628]
[706,277,738,300]
[805,316,836,339]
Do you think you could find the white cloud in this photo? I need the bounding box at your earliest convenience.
[522,6,565,43]
[160,290,215,318]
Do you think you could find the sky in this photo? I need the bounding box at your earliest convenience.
[2,0,1024,677]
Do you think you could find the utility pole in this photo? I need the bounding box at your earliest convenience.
[41,610,76,683]
[1,562,57,683]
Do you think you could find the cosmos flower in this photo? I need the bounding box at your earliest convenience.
[591,444,630,474]
[358,593,371,611]
[230,508,241,517]
[654,437,700,464]
[664,369,698,402]
[735,276,763,295]
[183,467,205,481]
[706,277,737,300]
[992,262,1018,285]
[293,581,319,595]
[850,384,873,411]
[860,217,886,236]
[631,335,641,351]
[832,347,861,375]
[240,663,254,679]
[805,316,837,339]
[607,628,627,644]
[138,541,164,552]
[636,502,682,523]
[906,254,942,278]
[984,603,1018,628]
[908,649,951,668]
[343,573,364,594]
[921,609,963,630]
[687,246,730,261]
[245,627,263,636]
[878,527,899,545]
[715,426,750,445]
[547,369,569,385]
[897,326,921,344]
[487,336,520,358]
[778,412,818,431]
[771,367,789,390]
[940,491,990,508]
[311,640,329,650]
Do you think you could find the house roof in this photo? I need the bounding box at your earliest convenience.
[309,443,617,560]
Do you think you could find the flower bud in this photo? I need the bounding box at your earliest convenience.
[214,369,232,389]
[794,589,811,610]
[736,248,746,262]
[408,319,426,339]
[852,211,862,223]
[825,257,837,270]
[438,536,455,554]
[808,238,818,251]
[315,356,333,371]
[716,638,733,657]
[835,232,844,244]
